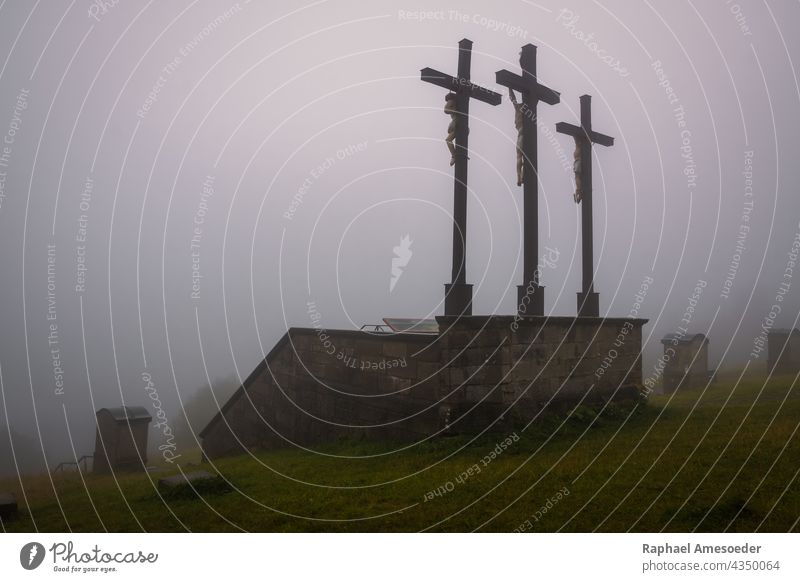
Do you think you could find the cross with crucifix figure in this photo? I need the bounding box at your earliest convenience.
[556,94,614,317]
[421,38,501,316]
[495,44,560,316]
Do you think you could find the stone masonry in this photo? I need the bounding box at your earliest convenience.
[200,315,647,459]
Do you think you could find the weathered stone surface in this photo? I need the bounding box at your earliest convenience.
[379,375,412,394]
[415,345,442,363]
[463,364,507,386]
[465,385,503,403]
[409,378,439,402]
[158,471,231,498]
[392,360,419,380]
[0,492,18,520]
[512,323,544,343]
[289,333,313,349]
[416,362,442,380]
[382,340,407,358]
[660,333,708,393]
[768,329,800,374]
[355,339,382,356]
[159,470,214,488]
[449,367,466,386]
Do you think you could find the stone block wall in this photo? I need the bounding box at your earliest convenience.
[200,329,442,459]
[201,316,647,459]
[436,316,646,432]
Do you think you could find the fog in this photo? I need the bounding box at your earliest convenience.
[0,0,798,475]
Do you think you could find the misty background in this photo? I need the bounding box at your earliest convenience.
[0,0,798,475]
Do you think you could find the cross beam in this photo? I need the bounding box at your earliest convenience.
[421,38,501,316]
[420,68,502,106]
[556,94,614,317]
[495,69,560,105]
[495,44,560,316]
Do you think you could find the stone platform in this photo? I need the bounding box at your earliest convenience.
[200,315,647,459]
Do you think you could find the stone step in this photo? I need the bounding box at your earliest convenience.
[157,471,230,499]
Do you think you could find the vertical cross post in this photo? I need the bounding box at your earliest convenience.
[556,94,614,317]
[421,39,501,316]
[496,44,560,316]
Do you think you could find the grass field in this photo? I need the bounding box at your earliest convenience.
[2,369,799,532]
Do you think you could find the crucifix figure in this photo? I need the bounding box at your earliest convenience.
[507,88,525,186]
[556,95,614,317]
[571,137,583,203]
[444,92,458,165]
[422,38,501,316]
[496,44,560,316]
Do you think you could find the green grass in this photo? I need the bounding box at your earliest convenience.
[2,371,799,532]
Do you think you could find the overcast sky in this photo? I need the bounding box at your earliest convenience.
[0,0,798,471]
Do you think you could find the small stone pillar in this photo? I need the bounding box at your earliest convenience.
[93,406,152,474]
[767,328,800,374]
[660,333,709,393]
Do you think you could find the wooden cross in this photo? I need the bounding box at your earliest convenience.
[495,44,560,316]
[556,94,614,317]
[421,38,501,316]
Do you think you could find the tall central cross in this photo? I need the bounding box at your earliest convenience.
[495,44,560,316]
[421,38,501,316]
[556,94,614,317]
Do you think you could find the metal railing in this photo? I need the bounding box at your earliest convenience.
[52,455,93,474]
[359,324,392,333]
